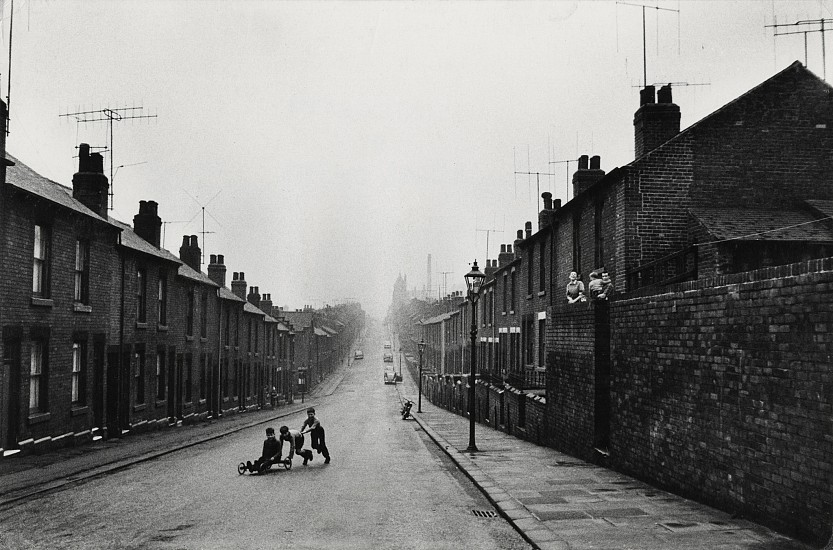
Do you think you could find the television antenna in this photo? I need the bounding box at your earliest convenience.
[183,188,222,267]
[766,19,833,80]
[59,106,157,210]
[549,158,577,202]
[616,1,680,87]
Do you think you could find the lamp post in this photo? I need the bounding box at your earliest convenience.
[398,347,403,382]
[464,260,486,453]
[417,338,426,413]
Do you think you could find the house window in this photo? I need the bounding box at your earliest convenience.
[539,240,546,292]
[573,212,582,273]
[136,268,147,322]
[248,320,253,351]
[502,274,507,313]
[185,354,193,403]
[74,240,90,303]
[156,349,166,400]
[527,250,533,296]
[523,316,534,366]
[158,275,167,325]
[510,270,516,312]
[72,341,86,405]
[538,318,546,369]
[235,312,240,347]
[29,341,47,412]
[200,289,208,338]
[254,322,259,352]
[224,306,230,345]
[186,288,195,336]
[135,350,145,405]
[200,353,207,400]
[32,225,51,297]
[595,199,605,268]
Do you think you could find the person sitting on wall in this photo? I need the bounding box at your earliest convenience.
[588,269,604,299]
[566,271,586,303]
[598,272,614,300]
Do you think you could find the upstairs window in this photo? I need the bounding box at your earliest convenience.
[573,213,582,274]
[158,275,167,326]
[527,250,533,296]
[136,268,147,323]
[32,225,51,298]
[200,290,208,338]
[539,240,546,293]
[595,199,605,269]
[186,288,195,336]
[74,240,90,303]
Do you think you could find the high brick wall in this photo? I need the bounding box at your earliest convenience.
[609,259,833,544]
[545,301,605,458]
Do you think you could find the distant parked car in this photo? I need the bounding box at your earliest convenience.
[383,352,393,362]
[383,366,397,384]
[354,350,364,360]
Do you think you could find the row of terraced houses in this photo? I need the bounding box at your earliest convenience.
[392,62,833,545]
[0,112,365,458]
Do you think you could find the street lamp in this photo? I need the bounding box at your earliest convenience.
[464,260,486,453]
[398,347,403,382]
[417,338,426,413]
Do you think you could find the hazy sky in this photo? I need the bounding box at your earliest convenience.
[3,0,830,317]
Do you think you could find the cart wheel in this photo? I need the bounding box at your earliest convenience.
[237,462,247,475]
[283,459,292,470]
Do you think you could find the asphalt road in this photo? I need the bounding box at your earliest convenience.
[0,324,531,550]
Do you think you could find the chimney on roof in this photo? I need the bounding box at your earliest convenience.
[179,235,201,271]
[232,271,247,299]
[72,143,109,218]
[261,293,273,314]
[572,154,606,197]
[133,200,162,248]
[208,254,227,286]
[498,244,514,268]
[525,221,532,239]
[634,84,680,158]
[247,285,261,307]
[514,230,523,258]
[538,191,555,230]
[484,259,497,279]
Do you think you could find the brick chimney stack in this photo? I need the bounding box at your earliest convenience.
[514,230,524,259]
[72,143,109,218]
[179,235,201,271]
[498,244,514,268]
[208,254,227,286]
[133,200,162,248]
[484,259,497,279]
[525,221,532,239]
[232,272,247,299]
[247,285,261,307]
[634,84,680,158]
[572,154,606,197]
[261,293,273,314]
[538,192,554,230]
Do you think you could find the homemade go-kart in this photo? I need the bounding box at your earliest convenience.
[237,458,292,475]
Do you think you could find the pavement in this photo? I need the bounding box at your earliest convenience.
[0,359,818,550]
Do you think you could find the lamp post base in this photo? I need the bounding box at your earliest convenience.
[465,444,479,453]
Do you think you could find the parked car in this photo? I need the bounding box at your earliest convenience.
[354,350,364,360]
[383,352,394,362]
[383,366,397,384]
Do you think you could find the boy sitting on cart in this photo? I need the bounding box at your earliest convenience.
[246,427,281,473]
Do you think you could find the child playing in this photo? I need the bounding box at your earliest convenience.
[278,425,315,465]
[300,407,331,464]
[246,427,281,473]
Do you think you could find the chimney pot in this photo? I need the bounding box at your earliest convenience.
[542,191,553,211]
[590,155,601,170]
[210,254,217,264]
[639,85,656,106]
[657,84,672,104]
[516,229,523,240]
[578,155,589,170]
[181,235,190,247]
[218,254,224,264]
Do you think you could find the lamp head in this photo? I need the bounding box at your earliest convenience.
[464,260,486,303]
[418,339,426,353]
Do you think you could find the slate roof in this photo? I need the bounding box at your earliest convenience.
[805,199,833,219]
[420,312,453,325]
[690,206,833,243]
[109,218,182,264]
[314,327,329,337]
[243,301,266,316]
[5,153,119,227]
[177,263,219,287]
[218,286,246,303]
[281,310,314,330]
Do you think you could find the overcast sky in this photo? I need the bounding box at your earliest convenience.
[3,0,830,317]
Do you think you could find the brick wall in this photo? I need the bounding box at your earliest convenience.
[609,258,833,544]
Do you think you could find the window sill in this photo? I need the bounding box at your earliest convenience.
[155,399,166,408]
[31,297,53,308]
[73,303,92,313]
[509,310,515,315]
[537,291,546,297]
[200,337,208,343]
[185,335,194,342]
[136,322,148,330]
[184,401,194,409]
[158,324,169,332]
[501,312,506,316]
[27,412,51,425]
[526,294,533,300]
[71,406,89,417]
[133,403,147,412]
[199,399,207,405]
